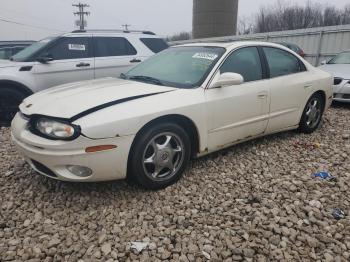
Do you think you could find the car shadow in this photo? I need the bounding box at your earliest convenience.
[332,101,350,109]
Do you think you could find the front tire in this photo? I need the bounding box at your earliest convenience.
[129,122,191,190]
[0,87,28,127]
[298,92,324,134]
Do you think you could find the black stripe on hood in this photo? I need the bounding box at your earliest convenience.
[70,91,173,122]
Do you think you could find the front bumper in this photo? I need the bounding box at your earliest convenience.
[11,113,135,182]
[333,79,350,103]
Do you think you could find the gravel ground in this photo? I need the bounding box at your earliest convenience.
[1,104,350,262]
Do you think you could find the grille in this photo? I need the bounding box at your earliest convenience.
[31,160,57,178]
[343,94,350,99]
[334,77,343,85]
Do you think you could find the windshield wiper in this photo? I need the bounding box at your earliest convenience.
[129,75,164,86]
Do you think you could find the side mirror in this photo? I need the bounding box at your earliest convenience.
[36,53,53,64]
[320,60,327,65]
[210,72,244,88]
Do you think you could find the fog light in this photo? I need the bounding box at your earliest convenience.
[66,165,92,177]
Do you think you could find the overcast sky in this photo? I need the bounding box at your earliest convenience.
[0,0,349,40]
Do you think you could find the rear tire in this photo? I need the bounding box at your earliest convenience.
[298,92,324,134]
[0,87,28,127]
[129,122,191,190]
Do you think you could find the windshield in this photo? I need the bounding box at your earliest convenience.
[328,52,350,64]
[11,37,56,62]
[123,46,226,88]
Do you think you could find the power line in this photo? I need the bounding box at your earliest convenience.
[0,17,65,32]
[73,3,90,30]
[0,8,68,32]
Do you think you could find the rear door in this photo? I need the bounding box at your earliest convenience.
[261,46,312,132]
[33,36,94,91]
[93,36,141,78]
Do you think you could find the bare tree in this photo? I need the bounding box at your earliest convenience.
[237,16,254,35]
[252,0,350,33]
[340,5,350,25]
[167,32,191,42]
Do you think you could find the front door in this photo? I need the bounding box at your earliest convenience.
[33,36,94,91]
[205,46,270,151]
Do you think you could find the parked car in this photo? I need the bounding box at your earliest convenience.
[11,42,332,189]
[275,42,306,58]
[0,41,35,60]
[0,30,168,125]
[319,50,350,103]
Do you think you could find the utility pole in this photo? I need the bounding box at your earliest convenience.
[73,3,90,30]
[122,24,131,31]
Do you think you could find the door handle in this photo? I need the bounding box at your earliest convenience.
[76,62,90,67]
[257,92,268,99]
[130,59,142,63]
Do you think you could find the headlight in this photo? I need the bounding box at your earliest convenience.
[30,117,80,140]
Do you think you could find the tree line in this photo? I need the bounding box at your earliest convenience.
[239,0,350,34]
[167,0,350,40]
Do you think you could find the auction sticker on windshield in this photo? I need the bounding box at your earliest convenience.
[192,52,218,61]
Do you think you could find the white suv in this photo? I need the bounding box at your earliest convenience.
[0,30,168,125]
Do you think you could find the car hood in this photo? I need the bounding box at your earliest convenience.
[319,64,350,79]
[0,59,26,68]
[20,77,177,120]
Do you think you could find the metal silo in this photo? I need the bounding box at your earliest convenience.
[193,0,239,39]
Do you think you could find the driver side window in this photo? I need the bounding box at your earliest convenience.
[44,37,91,60]
[220,47,263,83]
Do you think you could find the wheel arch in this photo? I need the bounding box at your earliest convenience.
[298,90,327,133]
[127,114,201,175]
[0,80,33,96]
[300,90,326,118]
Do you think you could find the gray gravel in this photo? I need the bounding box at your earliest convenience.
[1,104,350,261]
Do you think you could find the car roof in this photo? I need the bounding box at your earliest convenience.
[62,29,160,38]
[176,41,290,50]
[0,41,35,47]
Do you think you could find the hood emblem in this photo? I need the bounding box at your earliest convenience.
[26,103,33,108]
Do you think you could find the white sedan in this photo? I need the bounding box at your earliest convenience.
[11,42,333,189]
[319,50,350,103]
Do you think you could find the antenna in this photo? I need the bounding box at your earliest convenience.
[122,24,131,31]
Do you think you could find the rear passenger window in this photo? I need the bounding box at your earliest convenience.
[140,38,168,53]
[220,47,263,82]
[46,37,91,60]
[263,47,305,78]
[94,37,137,57]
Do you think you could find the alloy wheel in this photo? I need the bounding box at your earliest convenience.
[142,132,185,181]
[305,97,322,129]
